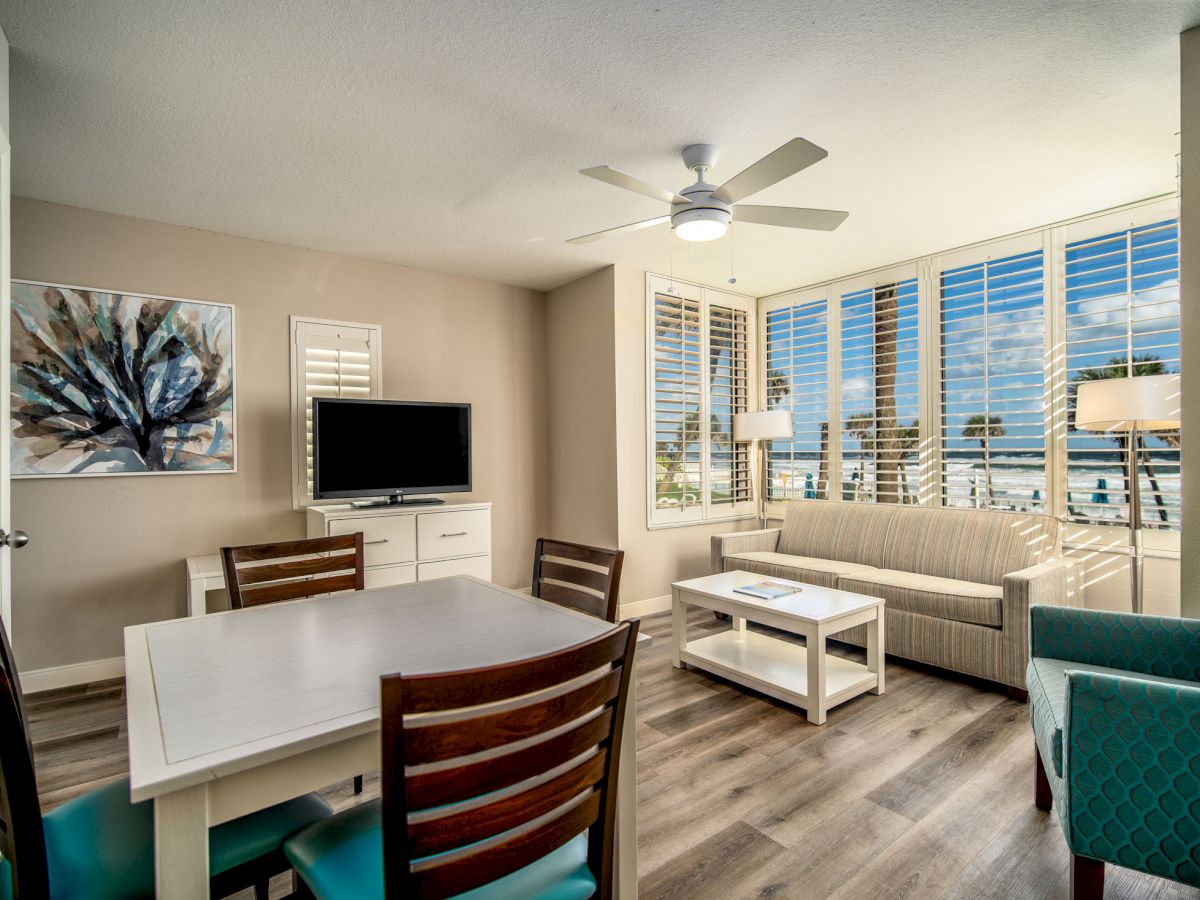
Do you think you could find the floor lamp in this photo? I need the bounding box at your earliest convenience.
[734,409,793,529]
[1074,374,1181,614]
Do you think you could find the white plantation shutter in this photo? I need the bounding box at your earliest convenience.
[648,277,755,526]
[938,245,1047,512]
[291,318,382,506]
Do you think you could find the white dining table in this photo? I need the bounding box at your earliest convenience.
[124,575,647,899]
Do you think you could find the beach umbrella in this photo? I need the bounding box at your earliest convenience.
[1032,489,1042,502]
[1092,478,1108,505]
[803,472,816,499]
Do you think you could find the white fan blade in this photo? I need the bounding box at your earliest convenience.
[711,138,829,204]
[566,215,671,244]
[733,205,848,231]
[581,166,692,205]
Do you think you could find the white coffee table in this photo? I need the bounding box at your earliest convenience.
[671,570,885,724]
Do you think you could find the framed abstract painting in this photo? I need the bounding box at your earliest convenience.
[10,280,236,477]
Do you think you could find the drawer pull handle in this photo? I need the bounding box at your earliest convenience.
[365,538,391,545]
[441,531,468,537]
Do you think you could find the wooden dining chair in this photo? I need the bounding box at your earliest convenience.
[222,532,368,794]
[283,619,640,899]
[0,617,332,900]
[221,533,366,610]
[531,537,625,622]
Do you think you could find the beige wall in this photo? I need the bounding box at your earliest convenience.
[10,198,548,670]
[1182,26,1199,618]
[545,268,619,547]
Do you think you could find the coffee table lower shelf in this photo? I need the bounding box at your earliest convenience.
[679,630,879,712]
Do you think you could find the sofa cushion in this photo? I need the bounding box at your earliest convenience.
[880,505,1059,586]
[777,501,897,569]
[837,569,1003,628]
[724,551,875,588]
[1027,656,1200,778]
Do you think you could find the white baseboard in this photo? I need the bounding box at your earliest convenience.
[620,594,671,619]
[20,655,125,694]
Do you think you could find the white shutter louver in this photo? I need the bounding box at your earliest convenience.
[939,248,1047,512]
[707,303,752,510]
[764,297,829,500]
[651,292,704,522]
[292,319,382,506]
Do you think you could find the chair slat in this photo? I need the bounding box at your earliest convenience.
[538,559,610,594]
[402,667,622,764]
[229,534,358,561]
[405,707,614,809]
[407,791,602,899]
[241,572,360,607]
[399,625,630,713]
[236,552,358,585]
[408,750,606,857]
[536,581,606,619]
[539,540,615,567]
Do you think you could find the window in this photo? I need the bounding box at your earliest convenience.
[290,317,382,507]
[839,278,920,504]
[1064,217,1181,528]
[939,246,1046,512]
[648,276,754,526]
[764,292,830,500]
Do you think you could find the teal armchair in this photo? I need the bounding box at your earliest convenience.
[1027,604,1200,899]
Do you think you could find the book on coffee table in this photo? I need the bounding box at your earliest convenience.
[732,580,801,601]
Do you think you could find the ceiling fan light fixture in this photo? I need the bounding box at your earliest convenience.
[672,207,730,242]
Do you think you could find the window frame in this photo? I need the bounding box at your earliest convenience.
[646,274,757,529]
[756,195,1180,554]
[290,315,383,509]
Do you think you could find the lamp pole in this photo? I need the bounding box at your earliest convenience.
[1128,422,1143,614]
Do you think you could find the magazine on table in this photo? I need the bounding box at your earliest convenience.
[732,580,801,600]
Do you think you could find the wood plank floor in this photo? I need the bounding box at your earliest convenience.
[25,609,1200,899]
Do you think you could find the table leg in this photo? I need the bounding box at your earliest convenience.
[867,607,885,695]
[187,576,205,617]
[805,626,827,725]
[155,783,209,899]
[616,654,639,898]
[671,589,685,669]
[731,616,746,633]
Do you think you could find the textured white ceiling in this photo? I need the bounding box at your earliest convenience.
[2,1,1198,297]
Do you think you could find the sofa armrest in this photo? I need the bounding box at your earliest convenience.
[1004,557,1082,614]
[710,529,781,574]
[1062,670,1200,874]
[1030,605,1200,681]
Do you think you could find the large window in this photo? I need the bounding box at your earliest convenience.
[1064,217,1181,528]
[939,246,1046,512]
[648,276,754,526]
[291,316,382,507]
[760,197,1181,534]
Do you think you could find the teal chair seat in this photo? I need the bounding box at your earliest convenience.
[39,777,331,899]
[1028,655,1199,779]
[283,799,597,900]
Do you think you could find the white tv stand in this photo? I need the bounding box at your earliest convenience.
[306,500,492,589]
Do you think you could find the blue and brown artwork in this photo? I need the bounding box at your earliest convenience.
[11,282,235,476]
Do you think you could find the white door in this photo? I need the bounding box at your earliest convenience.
[0,28,25,633]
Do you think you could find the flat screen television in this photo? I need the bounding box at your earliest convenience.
[312,398,471,504]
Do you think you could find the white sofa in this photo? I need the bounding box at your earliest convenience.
[712,500,1082,691]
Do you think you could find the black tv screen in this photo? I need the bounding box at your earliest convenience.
[312,399,471,500]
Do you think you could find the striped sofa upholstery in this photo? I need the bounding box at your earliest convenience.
[711,500,1082,690]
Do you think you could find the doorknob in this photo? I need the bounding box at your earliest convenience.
[0,529,29,549]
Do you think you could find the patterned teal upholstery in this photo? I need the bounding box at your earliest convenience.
[1028,604,1200,888]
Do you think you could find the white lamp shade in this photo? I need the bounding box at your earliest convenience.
[1074,374,1181,432]
[734,409,792,442]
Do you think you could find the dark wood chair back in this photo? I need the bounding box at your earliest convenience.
[0,617,51,898]
[379,619,639,900]
[221,534,365,609]
[531,538,624,623]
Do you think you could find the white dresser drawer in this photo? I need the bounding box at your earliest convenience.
[418,555,492,582]
[417,509,490,561]
[364,563,417,590]
[328,515,416,567]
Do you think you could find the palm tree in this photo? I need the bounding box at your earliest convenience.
[895,420,920,502]
[962,414,1006,506]
[872,285,903,503]
[1068,354,1176,523]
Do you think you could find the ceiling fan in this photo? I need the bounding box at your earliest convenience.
[566,138,848,245]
